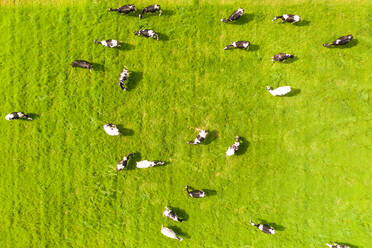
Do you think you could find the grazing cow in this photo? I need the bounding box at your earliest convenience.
[161,226,183,241]
[136,160,165,168]
[224,41,250,50]
[108,4,136,14]
[266,86,292,96]
[323,35,353,47]
[134,29,159,40]
[326,243,350,248]
[116,153,135,171]
[71,60,92,71]
[118,67,129,91]
[163,206,183,222]
[185,185,206,198]
[94,39,120,48]
[272,14,301,23]
[104,123,120,136]
[226,136,241,156]
[221,8,244,23]
[250,220,276,235]
[187,129,207,145]
[272,53,294,62]
[5,112,32,121]
[139,5,162,19]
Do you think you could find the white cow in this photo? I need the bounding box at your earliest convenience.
[266,86,292,96]
[104,123,120,136]
[187,129,208,145]
[94,39,120,48]
[5,112,33,120]
[161,226,183,241]
[226,136,241,156]
[136,160,165,168]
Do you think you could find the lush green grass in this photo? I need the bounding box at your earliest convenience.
[0,0,371,247]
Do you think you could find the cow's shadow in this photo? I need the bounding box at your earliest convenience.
[168,206,189,221]
[293,20,311,26]
[168,226,190,239]
[92,63,104,71]
[281,57,298,64]
[158,32,170,41]
[236,137,249,155]
[28,113,40,120]
[117,43,135,51]
[204,130,218,145]
[326,39,359,49]
[126,152,141,170]
[257,219,285,231]
[283,88,301,97]
[230,14,254,25]
[116,124,134,136]
[202,189,217,197]
[128,71,143,91]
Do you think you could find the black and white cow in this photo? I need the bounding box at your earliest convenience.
[185,185,206,198]
[323,35,353,47]
[187,129,207,145]
[108,4,136,14]
[71,60,92,70]
[326,243,350,248]
[118,67,129,91]
[221,8,244,23]
[272,14,301,24]
[5,112,33,121]
[94,39,120,48]
[163,206,183,222]
[224,41,250,50]
[272,53,294,62]
[116,153,135,171]
[136,160,165,168]
[226,136,241,156]
[250,220,276,235]
[134,29,159,40]
[139,4,162,19]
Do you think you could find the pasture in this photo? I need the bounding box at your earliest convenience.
[0,0,371,247]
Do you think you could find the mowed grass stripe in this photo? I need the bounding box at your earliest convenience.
[0,1,371,248]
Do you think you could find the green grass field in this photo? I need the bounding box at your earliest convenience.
[0,0,371,247]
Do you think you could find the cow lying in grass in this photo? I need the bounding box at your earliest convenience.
[221,8,244,23]
[139,5,162,19]
[272,14,301,24]
[5,112,33,121]
[161,226,183,241]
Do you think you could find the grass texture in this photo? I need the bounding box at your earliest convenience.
[0,0,371,247]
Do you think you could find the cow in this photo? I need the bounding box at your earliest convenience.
[226,136,241,156]
[5,112,33,121]
[323,35,353,47]
[161,226,183,241]
[187,129,207,145]
[134,29,159,40]
[104,123,120,136]
[250,220,276,235]
[185,185,206,198]
[108,4,136,14]
[94,39,120,48]
[163,206,183,222]
[71,60,92,71]
[224,41,250,50]
[116,153,135,171]
[272,53,294,62]
[118,67,129,91]
[136,160,165,168]
[139,5,162,19]
[221,8,244,23]
[266,86,292,96]
[272,14,301,24]
[326,243,350,248]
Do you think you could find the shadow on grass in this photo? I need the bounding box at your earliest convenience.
[224,44,259,52]
[202,189,217,197]
[158,32,170,41]
[204,130,218,145]
[333,242,359,248]
[92,63,104,72]
[281,56,299,64]
[283,88,301,97]
[293,20,311,26]
[258,219,285,231]
[28,113,40,120]
[324,39,359,49]
[160,9,175,17]
[168,226,190,239]
[168,206,189,221]
[230,13,254,25]
[127,71,143,91]
[126,152,141,170]
[116,124,134,136]
[117,43,135,51]
[236,137,249,156]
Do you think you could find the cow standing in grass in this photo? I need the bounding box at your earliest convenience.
[224,41,250,50]
[5,112,33,121]
[139,5,162,19]
[134,29,159,40]
[272,53,294,62]
[187,129,207,145]
[272,14,301,24]
[118,67,129,91]
[94,39,120,48]
[266,86,292,96]
[250,220,276,234]
[323,35,353,47]
[226,136,241,156]
[109,4,136,14]
[136,160,165,168]
[163,206,183,222]
[185,185,206,198]
[221,8,244,23]
[161,226,183,241]
[116,153,135,171]
[326,243,350,248]
[71,60,92,71]
[104,123,120,136]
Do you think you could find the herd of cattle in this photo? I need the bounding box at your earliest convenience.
[5,4,355,247]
